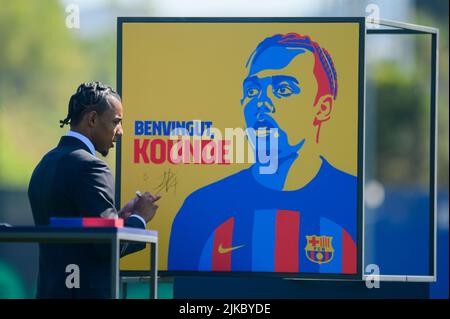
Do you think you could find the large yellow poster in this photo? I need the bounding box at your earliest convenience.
[118,18,364,278]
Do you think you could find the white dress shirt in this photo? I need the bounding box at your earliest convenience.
[66,130,96,156]
[65,130,146,227]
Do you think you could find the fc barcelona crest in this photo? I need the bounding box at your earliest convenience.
[305,235,334,264]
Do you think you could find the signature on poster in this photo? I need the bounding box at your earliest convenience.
[154,169,178,195]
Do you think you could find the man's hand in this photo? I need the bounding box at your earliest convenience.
[133,192,161,223]
[118,192,161,223]
[118,197,138,220]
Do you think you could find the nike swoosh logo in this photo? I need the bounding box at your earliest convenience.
[218,243,245,254]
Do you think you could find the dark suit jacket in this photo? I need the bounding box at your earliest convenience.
[28,136,145,299]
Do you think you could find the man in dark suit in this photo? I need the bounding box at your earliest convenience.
[28,82,160,298]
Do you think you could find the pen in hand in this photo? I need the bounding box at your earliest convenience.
[136,190,161,203]
[133,190,161,222]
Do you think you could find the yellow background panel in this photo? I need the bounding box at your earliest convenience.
[119,22,361,270]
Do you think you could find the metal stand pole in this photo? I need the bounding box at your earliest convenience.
[111,238,120,299]
[150,242,158,299]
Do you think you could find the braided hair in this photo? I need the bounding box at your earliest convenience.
[59,82,121,128]
[246,33,338,104]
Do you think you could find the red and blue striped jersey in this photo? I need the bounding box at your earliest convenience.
[168,158,357,274]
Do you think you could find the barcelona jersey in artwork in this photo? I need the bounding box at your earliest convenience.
[168,158,357,274]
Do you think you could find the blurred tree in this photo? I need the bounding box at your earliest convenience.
[416,0,449,22]
[415,0,449,188]
[372,61,429,186]
[370,3,448,189]
[0,1,115,189]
